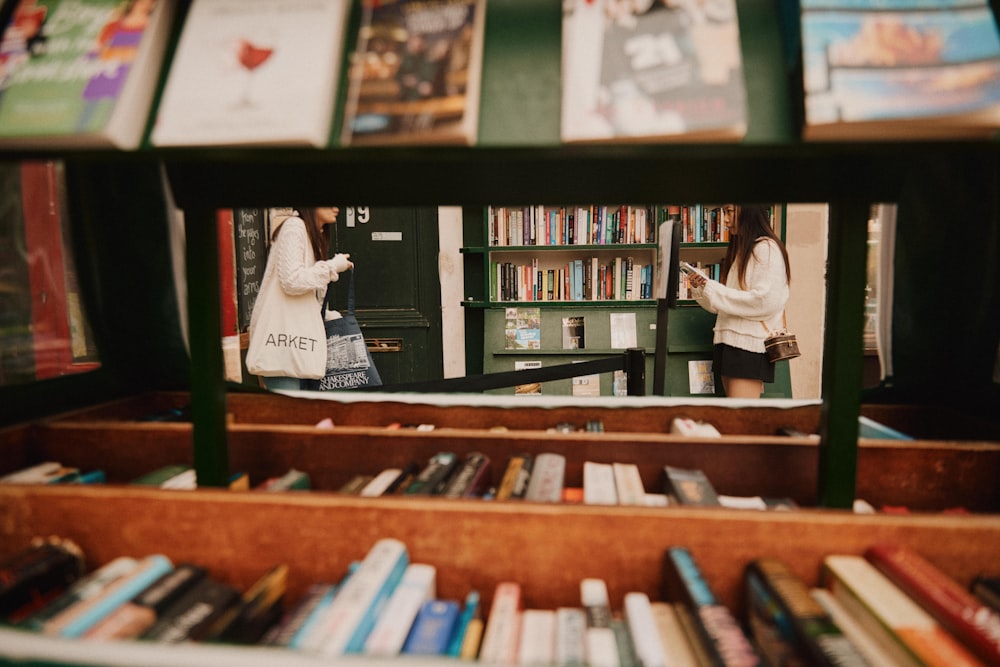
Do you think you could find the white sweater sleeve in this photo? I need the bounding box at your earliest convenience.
[694,240,789,320]
[272,219,335,295]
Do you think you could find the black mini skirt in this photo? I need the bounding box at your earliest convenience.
[713,343,775,383]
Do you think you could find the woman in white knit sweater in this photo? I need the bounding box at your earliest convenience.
[687,204,791,398]
[248,207,353,391]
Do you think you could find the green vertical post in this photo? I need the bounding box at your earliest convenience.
[818,198,869,508]
[185,205,229,487]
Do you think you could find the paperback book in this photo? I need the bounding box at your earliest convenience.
[151,0,350,147]
[341,0,487,146]
[561,0,747,143]
[799,0,1000,140]
[0,0,175,149]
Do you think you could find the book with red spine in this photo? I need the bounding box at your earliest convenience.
[865,543,1000,667]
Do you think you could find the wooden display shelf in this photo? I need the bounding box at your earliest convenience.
[2,392,999,511]
[1,484,998,621]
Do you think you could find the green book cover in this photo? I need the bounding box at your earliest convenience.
[0,0,167,147]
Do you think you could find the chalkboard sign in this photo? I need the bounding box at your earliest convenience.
[234,207,267,332]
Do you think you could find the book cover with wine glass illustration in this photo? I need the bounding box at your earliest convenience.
[151,0,349,147]
[0,0,175,149]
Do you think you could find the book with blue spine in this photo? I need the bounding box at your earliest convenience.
[662,546,761,667]
[402,598,461,655]
[447,589,481,657]
[51,554,174,638]
[364,563,436,656]
[315,538,410,656]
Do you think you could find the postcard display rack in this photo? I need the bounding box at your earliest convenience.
[0,2,999,665]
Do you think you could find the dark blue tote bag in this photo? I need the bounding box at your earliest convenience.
[318,269,382,390]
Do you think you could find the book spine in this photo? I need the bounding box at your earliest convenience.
[359,468,403,497]
[263,582,336,647]
[865,543,1000,666]
[54,555,174,638]
[584,461,618,506]
[582,578,619,667]
[517,609,557,666]
[555,606,588,667]
[19,556,135,630]
[402,599,461,655]
[624,592,667,667]
[662,546,760,667]
[316,538,410,656]
[822,555,983,667]
[524,453,566,503]
[649,602,702,667]
[447,589,482,657]
[611,617,640,667]
[662,466,721,506]
[478,581,523,664]
[613,463,646,506]
[810,588,907,667]
[364,563,436,656]
[404,452,459,496]
[745,558,870,667]
[142,578,241,643]
[441,452,491,498]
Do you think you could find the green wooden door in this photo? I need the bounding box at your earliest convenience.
[326,207,443,387]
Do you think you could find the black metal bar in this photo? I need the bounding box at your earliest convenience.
[366,355,625,394]
[185,206,229,488]
[626,348,646,396]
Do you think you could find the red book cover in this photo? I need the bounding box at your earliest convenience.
[866,543,1000,667]
[216,209,238,337]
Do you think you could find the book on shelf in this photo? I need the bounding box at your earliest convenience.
[581,578,619,667]
[359,468,404,497]
[524,452,566,503]
[562,315,586,350]
[561,0,747,144]
[611,616,639,667]
[447,589,481,657]
[254,468,311,492]
[858,415,913,440]
[0,538,85,621]
[478,581,523,664]
[440,452,491,499]
[864,543,1000,666]
[402,598,461,655]
[0,0,175,149]
[140,575,241,643]
[744,557,872,667]
[662,465,721,507]
[799,0,1000,140]
[47,554,174,639]
[404,451,460,496]
[583,461,619,506]
[649,601,703,667]
[151,0,350,147]
[821,554,984,667]
[517,608,557,666]
[505,307,541,350]
[555,606,588,667]
[810,586,907,667]
[203,563,287,644]
[130,464,194,488]
[688,360,716,395]
[313,537,410,657]
[364,563,436,656]
[624,592,668,667]
[973,576,1000,614]
[0,461,80,485]
[83,562,208,641]
[285,563,360,650]
[16,555,134,630]
[339,474,375,495]
[612,462,646,506]
[661,546,761,667]
[261,582,336,647]
[495,453,534,501]
[340,0,487,146]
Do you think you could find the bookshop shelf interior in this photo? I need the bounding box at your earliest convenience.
[1,1,1000,666]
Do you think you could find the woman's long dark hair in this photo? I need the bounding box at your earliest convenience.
[722,204,791,289]
[273,207,330,261]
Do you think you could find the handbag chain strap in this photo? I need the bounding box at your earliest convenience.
[760,310,788,334]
